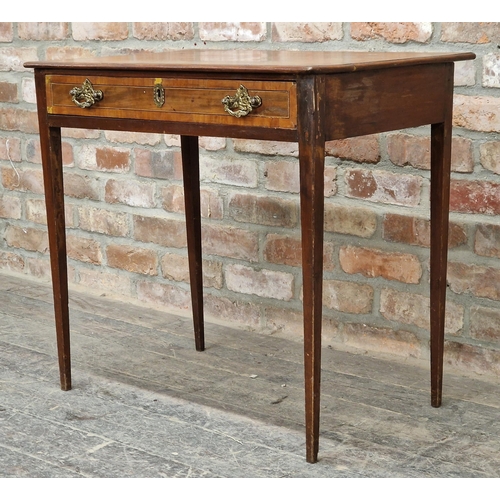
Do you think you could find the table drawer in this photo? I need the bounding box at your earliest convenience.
[45,75,297,129]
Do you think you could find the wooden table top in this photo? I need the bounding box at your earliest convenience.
[24,49,476,74]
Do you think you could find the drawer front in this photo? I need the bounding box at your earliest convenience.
[46,75,297,129]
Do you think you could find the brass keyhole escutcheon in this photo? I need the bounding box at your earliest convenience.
[153,83,165,108]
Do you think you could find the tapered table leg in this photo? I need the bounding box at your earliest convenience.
[298,75,326,463]
[38,123,71,391]
[429,66,454,408]
[180,135,205,351]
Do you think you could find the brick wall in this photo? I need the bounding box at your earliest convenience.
[1,22,500,377]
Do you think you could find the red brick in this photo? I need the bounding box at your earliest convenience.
[161,185,223,220]
[95,146,130,172]
[2,167,44,194]
[136,280,191,311]
[341,323,421,359]
[0,250,24,273]
[454,60,476,87]
[450,180,500,214]
[77,268,131,297]
[383,213,467,248]
[72,22,129,41]
[26,138,73,167]
[132,23,194,40]
[263,233,335,271]
[228,193,298,228]
[0,47,38,72]
[475,224,500,258]
[161,185,184,214]
[18,22,69,40]
[201,224,258,262]
[199,22,266,42]
[225,263,294,301]
[26,198,73,226]
[45,46,96,62]
[324,203,377,238]
[0,195,21,219]
[204,294,261,330]
[445,341,500,378]
[134,149,180,179]
[351,22,432,43]
[479,141,500,174]
[380,288,463,334]
[0,81,17,103]
[63,173,100,200]
[5,225,48,253]
[470,306,500,342]
[78,206,129,237]
[161,253,222,289]
[345,168,422,207]
[0,23,13,42]
[233,139,297,156]
[105,179,155,208]
[340,246,422,284]
[441,22,500,43]
[105,131,161,146]
[201,155,258,187]
[133,215,186,248]
[448,262,500,301]
[106,244,157,275]
[0,107,38,133]
[483,53,500,88]
[0,137,21,162]
[454,94,500,133]
[323,280,373,314]
[66,234,102,264]
[326,135,380,164]
[387,133,473,172]
[271,23,343,42]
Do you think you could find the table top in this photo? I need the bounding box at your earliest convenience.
[25,49,476,75]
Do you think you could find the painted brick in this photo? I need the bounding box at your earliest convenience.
[454,60,476,86]
[0,23,13,42]
[454,94,500,133]
[66,234,102,264]
[324,203,377,238]
[326,135,380,164]
[228,193,298,228]
[161,252,223,289]
[441,22,500,43]
[136,280,191,311]
[105,179,155,208]
[263,234,335,271]
[448,262,500,301]
[199,22,266,42]
[5,225,48,253]
[323,280,373,314]
[225,263,294,301]
[479,141,500,174]
[341,323,421,359]
[78,206,129,237]
[383,213,467,248]
[351,22,432,43]
[72,22,129,41]
[470,306,500,342]
[132,23,194,40]
[133,215,186,248]
[380,288,463,334]
[345,168,422,207]
[201,155,258,187]
[387,133,473,172]
[271,23,343,42]
[106,244,158,275]
[450,180,500,214]
[0,81,17,102]
[134,149,180,179]
[18,22,69,40]
[340,246,422,284]
[201,224,258,262]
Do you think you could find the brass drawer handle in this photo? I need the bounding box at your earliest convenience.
[222,85,262,118]
[69,79,103,109]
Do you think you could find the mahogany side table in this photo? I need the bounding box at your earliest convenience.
[25,50,475,463]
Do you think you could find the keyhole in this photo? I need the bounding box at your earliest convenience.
[153,83,165,108]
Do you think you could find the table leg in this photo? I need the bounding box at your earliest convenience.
[298,75,326,463]
[39,125,71,391]
[180,135,205,351]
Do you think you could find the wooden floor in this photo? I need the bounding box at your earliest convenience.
[1,271,500,478]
